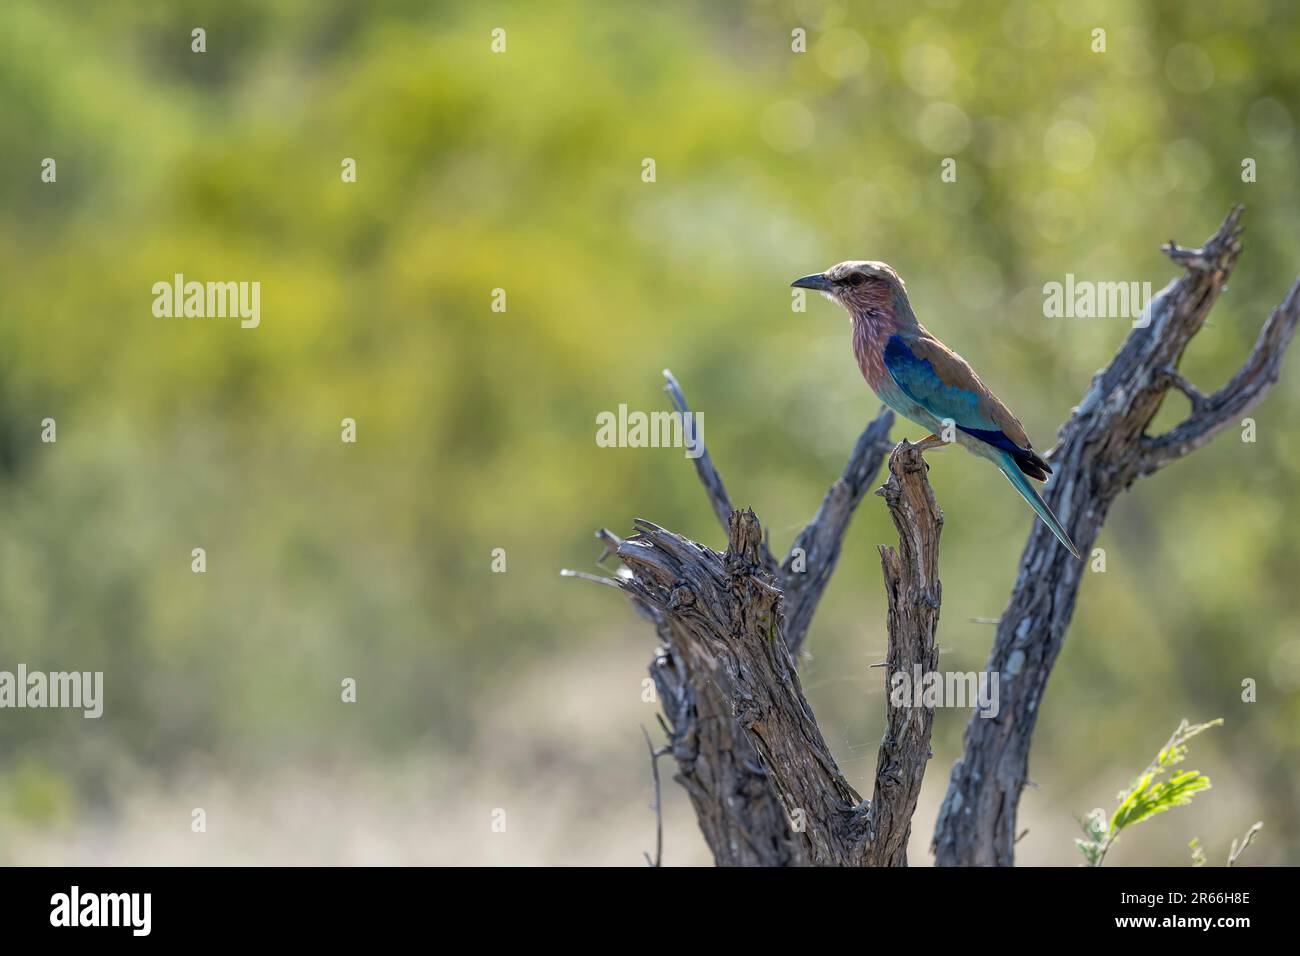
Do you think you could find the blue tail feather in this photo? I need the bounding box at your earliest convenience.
[994,453,1082,560]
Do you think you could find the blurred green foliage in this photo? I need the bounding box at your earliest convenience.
[1,0,1298,862]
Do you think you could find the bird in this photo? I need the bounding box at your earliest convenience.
[792,260,1081,560]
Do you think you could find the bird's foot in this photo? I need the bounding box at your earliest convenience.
[912,433,949,453]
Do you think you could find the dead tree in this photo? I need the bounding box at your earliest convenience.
[565,207,1298,866]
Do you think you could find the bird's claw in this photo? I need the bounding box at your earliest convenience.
[912,433,948,454]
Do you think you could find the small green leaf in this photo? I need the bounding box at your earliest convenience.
[1113,770,1212,831]
[1073,718,1223,866]
[1075,839,1102,865]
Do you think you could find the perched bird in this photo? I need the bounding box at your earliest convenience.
[792,261,1081,559]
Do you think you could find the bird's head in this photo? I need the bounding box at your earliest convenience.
[790,261,909,316]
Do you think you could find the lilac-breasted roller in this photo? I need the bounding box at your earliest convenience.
[792,261,1082,560]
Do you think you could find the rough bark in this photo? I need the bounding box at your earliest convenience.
[647,602,808,866]
[932,206,1300,865]
[605,374,895,865]
[862,441,943,865]
[566,526,807,865]
[588,437,944,866]
[619,513,867,866]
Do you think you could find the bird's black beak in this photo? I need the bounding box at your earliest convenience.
[791,273,833,293]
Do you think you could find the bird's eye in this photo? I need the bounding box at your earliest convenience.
[848,273,866,286]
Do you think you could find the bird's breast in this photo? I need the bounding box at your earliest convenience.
[850,314,890,393]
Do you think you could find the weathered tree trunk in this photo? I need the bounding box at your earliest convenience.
[573,438,942,866]
[933,206,1299,865]
[566,207,1299,866]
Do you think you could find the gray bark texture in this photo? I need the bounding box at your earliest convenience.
[566,206,1298,866]
[932,206,1299,865]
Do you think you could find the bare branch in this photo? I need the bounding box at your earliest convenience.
[1227,821,1264,867]
[662,368,740,541]
[1155,364,1209,414]
[933,205,1300,866]
[781,407,895,655]
[859,440,943,866]
[571,381,893,865]
[1140,278,1300,474]
[568,512,807,865]
[1160,204,1243,271]
[595,527,623,564]
[618,510,865,865]
[640,725,667,868]
[558,568,624,589]
[648,636,808,866]
[621,379,894,862]
[661,369,894,639]
[593,442,942,867]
